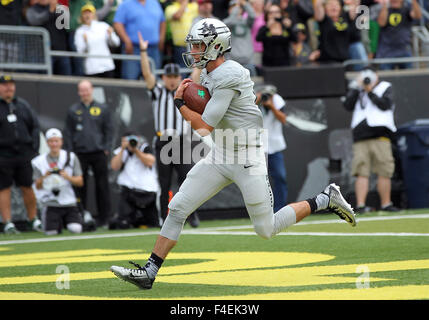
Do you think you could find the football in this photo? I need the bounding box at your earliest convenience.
[183,82,211,115]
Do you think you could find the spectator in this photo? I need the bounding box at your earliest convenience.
[68,0,116,76]
[376,0,422,70]
[256,3,296,67]
[0,0,24,26]
[313,0,366,64]
[139,32,200,228]
[74,3,120,78]
[63,80,113,228]
[290,22,320,66]
[32,128,84,235]
[193,0,217,25]
[110,133,160,229]
[0,75,42,234]
[278,0,314,26]
[26,0,72,75]
[224,0,256,75]
[165,0,199,67]
[343,67,399,213]
[250,0,266,68]
[113,0,166,79]
[255,84,288,211]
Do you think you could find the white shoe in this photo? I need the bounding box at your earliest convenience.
[4,222,20,234]
[31,218,43,232]
[322,183,357,227]
[110,261,155,290]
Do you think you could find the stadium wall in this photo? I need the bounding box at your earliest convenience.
[8,67,429,221]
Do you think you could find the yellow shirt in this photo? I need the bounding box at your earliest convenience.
[165,2,199,47]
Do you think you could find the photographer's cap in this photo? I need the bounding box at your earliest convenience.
[163,63,180,76]
[0,75,15,83]
[45,128,63,140]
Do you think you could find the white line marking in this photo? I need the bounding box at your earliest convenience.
[0,213,428,245]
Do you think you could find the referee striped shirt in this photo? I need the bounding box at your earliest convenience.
[151,82,189,137]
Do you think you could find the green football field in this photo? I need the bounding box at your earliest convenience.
[1,209,429,300]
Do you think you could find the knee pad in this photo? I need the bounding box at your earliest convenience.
[67,223,82,234]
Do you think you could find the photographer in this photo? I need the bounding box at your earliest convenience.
[343,67,399,213]
[110,133,160,229]
[255,3,296,67]
[32,129,84,235]
[255,84,288,211]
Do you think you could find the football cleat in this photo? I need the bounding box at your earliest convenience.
[4,222,20,234]
[30,218,43,232]
[322,183,357,227]
[110,261,155,290]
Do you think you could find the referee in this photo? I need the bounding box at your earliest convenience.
[139,32,200,227]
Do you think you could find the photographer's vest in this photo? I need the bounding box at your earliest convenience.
[31,150,77,206]
[351,81,397,133]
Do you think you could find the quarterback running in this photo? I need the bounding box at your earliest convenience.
[110,18,356,290]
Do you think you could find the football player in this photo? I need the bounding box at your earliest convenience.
[111,18,356,290]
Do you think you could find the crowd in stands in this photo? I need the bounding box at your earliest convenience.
[0,0,426,77]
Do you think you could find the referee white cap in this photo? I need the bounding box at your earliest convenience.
[45,128,63,140]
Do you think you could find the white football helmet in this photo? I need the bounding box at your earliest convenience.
[182,18,232,69]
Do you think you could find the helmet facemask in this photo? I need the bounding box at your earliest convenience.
[182,40,211,69]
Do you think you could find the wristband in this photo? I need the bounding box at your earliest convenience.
[140,49,147,52]
[174,98,185,110]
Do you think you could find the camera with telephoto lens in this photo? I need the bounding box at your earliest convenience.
[257,84,277,105]
[48,168,61,196]
[359,69,377,87]
[127,135,139,148]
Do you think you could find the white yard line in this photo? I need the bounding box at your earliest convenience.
[0,213,428,245]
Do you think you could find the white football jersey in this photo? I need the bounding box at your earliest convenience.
[200,60,264,163]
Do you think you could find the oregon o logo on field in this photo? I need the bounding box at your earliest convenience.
[0,249,429,299]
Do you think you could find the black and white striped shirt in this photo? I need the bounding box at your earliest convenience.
[151,82,189,137]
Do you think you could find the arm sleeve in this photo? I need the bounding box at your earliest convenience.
[343,89,360,111]
[32,164,42,181]
[367,86,394,111]
[102,106,114,151]
[72,154,83,177]
[23,100,40,153]
[201,88,236,127]
[74,28,87,53]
